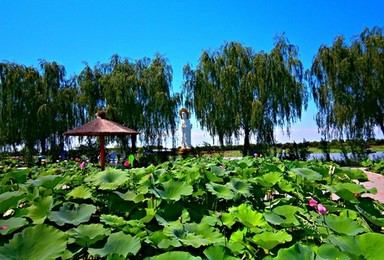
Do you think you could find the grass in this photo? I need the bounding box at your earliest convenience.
[308,144,384,154]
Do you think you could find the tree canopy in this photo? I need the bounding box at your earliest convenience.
[0,54,180,156]
[0,26,382,157]
[183,37,307,155]
[307,27,384,140]
[0,61,78,156]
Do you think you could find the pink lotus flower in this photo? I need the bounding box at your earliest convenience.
[80,161,86,170]
[317,203,329,215]
[308,198,318,208]
[124,161,131,168]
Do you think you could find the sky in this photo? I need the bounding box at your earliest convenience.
[1,0,383,147]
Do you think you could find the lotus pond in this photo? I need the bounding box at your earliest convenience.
[1,156,384,259]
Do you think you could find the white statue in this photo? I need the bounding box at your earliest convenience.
[180,108,192,149]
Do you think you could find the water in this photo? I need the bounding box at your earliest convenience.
[308,152,384,161]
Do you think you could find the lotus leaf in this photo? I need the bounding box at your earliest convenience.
[205,171,224,183]
[0,217,28,235]
[27,175,64,189]
[179,233,211,248]
[155,203,184,225]
[251,230,292,250]
[229,178,251,197]
[278,179,296,192]
[27,195,53,224]
[114,190,145,203]
[151,179,193,201]
[0,224,67,260]
[67,223,111,247]
[269,205,304,227]
[356,205,384,227]
[327,181,370,194]
[210,165,227,176]
[206,182,234,200]
[221,212,236,227]
[48,202,96,226]
[204,245,239,260]
[146,230,181,249]
[261,163,284,173]
[356,233,384,260]
[2,155,384,259]
[200,215,220,226]
[264,211,286,226]
[236,161,250,170]
[144,251,202,260]
[324,215,366,236]
[315,244,350,260]
[3,168,30,184]
[86,168,129,190]
[163,222,210,248]
[256,172,283,188]
[184,222,224,244]
[158,237,182,249]
[338,167,368,181]
[274,242,315,260]
[100,214,128,227]
[138,208,156,223]
[228,228,247,254]
[67,185,93,199]
[291,168,322,181]
[328,234,361,256]
[229,204,268,229]
[0,191,25,214]
[88,231,141,258]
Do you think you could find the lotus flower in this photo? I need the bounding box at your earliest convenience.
[317,203,329,215]
[61,185,71,190]
[308,198,318,207]
[124,161,131,168]
[3,209,14,217]
[80,161,86,169]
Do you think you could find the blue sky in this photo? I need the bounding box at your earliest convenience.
[1,1,383,146]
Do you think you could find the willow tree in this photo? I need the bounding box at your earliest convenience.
[307,27,384,140]
[0,63,40,151]
[77,63,106,123]
[34,61,67,154]
[0,61,79,155]
[138,54,180,147]
[183,37,306,155]
[102,54,180,150]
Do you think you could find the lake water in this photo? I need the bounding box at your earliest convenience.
[308,152,384,161]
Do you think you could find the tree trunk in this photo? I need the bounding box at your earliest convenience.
[40,138,46,155]
[218,134,224,149]
[243,128,250,156]
[131,134,137,154]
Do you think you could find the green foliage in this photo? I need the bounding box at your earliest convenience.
[363,158,384,175]
[48,203,97,226]
[183,38,307,155]
[308,26,384,140]
[88,231,141,258]
[85,168,129,190]
[0,224,67,260]
[0,157,383,259]
[0,61,78,157]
